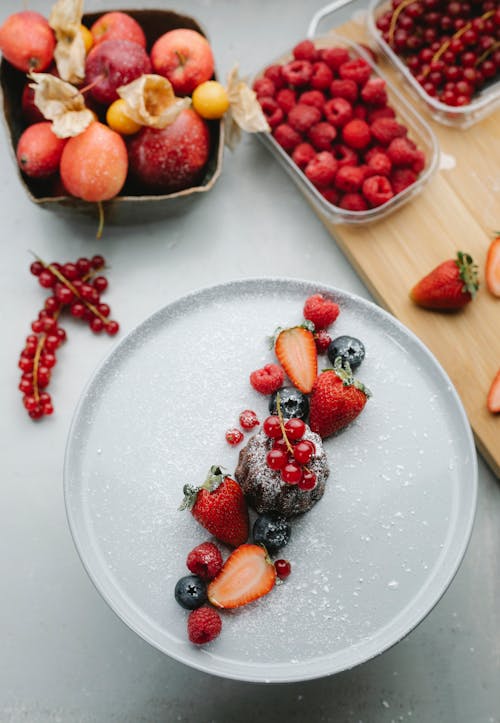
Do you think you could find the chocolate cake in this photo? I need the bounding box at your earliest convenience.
[235,427,329,518]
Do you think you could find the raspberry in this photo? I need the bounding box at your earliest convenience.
[273,123,302,152]
[387,136,417,166]
[339,193,369,211]
[299,90,326,111]
[239,409,260,429]
[366,151,392,176]
[330,78,358,103]
[308,122,337,151]
[303,293,340,329]
[370,117,407,145]
[412,149,426,173]
[342,119,371,149]
[360,77,387,105]
[362,175,394,206]
[259,97,284,128]
[305,151,338,187]
[358,43,377,64]
[352,104,368,121]
[288,103,322,133]
[324,97,353,128]
[276,88,297,115]
[320,187,340,206]
[368,106,396,123]
[391,167,417,194]
[187,606,222,645]
[310,61,333,90]
[359,164,377,180]
[293,39,317,61]
[292,142,316,169]
[186,542,223,581]
[364,145,387,162]
[331,143,358,168]
[226,428,244,445]
[264,64,286,90]
[250,363,285,394]
[320,46,350,71]
[334,165,365,192]
[281,60,313,86]
[339,58,371,86]
[253,77,276,98]
[314,330,332,353]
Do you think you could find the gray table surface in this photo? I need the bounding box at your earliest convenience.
[1,1,499,721]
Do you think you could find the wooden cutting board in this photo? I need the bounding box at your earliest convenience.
[318,21,500,477]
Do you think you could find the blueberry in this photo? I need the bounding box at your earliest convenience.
[174,575,207,610]
[253,514,291,553]
[327,335,365,370]
[269,387,309,421]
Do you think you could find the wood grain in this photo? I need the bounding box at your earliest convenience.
[319,21,500,476]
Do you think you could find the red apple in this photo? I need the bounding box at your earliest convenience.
[84,39,151,105]
[127,108,210,192]
[17,122,67,178]
[60,122,128,201]
[0,11,55,73]
[151,28,214,96]
[90,12,146,49]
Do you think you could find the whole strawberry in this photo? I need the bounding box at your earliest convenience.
[410,251,479,311]
[309,358,370,438]
[180,466,249,547]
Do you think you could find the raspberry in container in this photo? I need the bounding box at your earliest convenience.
[367,0,500,128]
[251,0,439,225]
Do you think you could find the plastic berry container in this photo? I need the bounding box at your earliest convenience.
[367,0,500,129]
[252,1,439,225]
[0,9,224,224]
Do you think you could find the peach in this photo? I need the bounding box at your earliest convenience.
[16,122,67,178]
[127,108,210,192]
[90,11,146,49]
[151,28,214,96]
[0,11,55,73]
[60,122,128,201]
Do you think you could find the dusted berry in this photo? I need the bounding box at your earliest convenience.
[187,606,222,645]
[274,559,292,580]
[293,439,315,464]
[263,415,283,439]
[281,463,303,485]
[303,293,340,329]
[239,409,260,430]
[253,514,291,553]
[362,175,394,206]
[266,448,288,471]
[314,330,332,354]
[226,428,244,445]
[250,363,285,395]
[298,470,317,491]
[174,574,208,610]
[284,418,306,440]
[186,542,223,581]
[327,335,365,370]
[268,387,309,421]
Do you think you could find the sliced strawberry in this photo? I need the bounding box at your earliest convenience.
[275,325,317,393]
[485,235,500,297]
[207,543,276,609]
[487,369,500,414]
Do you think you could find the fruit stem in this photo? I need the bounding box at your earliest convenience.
[475,39,500,68]
[96,201,104,240]
[32,308,61,403]
[388,0,416,47]
[275,393,294,455]
[426,10,495,76]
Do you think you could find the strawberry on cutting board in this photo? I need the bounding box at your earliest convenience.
[180,466,249,547]
[207,543,276,609]
[410,251,479,311]
[309,358,370,438]
[275,324,317,393]
[487,369,500,414]
[486,235,500,298]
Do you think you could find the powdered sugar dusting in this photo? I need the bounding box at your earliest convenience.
[65,279,476,681]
